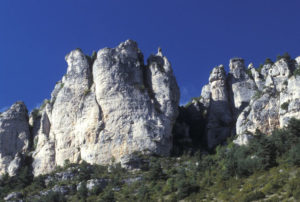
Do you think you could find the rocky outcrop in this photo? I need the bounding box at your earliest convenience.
[1,39,300,178]
[196,55,300,147]
[31,40,180,176]
[0,102,30,176]
[205,65,233,149]
[235,58,298,142]
[227,58,257,118]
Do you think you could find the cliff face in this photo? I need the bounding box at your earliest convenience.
[1,40,300,177]
[191,55,300,147]
[31,40,180,176]
[0,102,30,176]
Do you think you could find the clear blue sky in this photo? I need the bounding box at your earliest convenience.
[1,0,300,111]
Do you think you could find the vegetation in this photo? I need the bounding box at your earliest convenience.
[281,101,290,110]
[40,99,50,110]
[1,118,300,201]
[293,67,300,77]
[277,52,291,61]
[184,96,202,108]
[245,68,253,79]
[31,108,41,120]
[257,64,264,73]
[252,90,263,100]
[264,58,274,65]
[83,88,91,96]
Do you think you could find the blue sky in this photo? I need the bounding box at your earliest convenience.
[1,0,300,111]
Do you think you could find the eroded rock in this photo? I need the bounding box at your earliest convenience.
[0,102,30,176]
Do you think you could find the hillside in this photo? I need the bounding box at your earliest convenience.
[1,118,300,201]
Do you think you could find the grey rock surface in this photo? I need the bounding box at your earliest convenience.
[234,57,299,144]
[86,178,109,191]
[4,191,23,201]
[198,55,300,147]
[204,65,233,149]
[227,58,257,117]
[31,40,180,175]
[0,102,30,176]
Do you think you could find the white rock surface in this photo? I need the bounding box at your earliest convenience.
[227,58,257,117]
[234,57,298,145]
[199,55,300,147]
[32,40,180,175]
[204,65,233,149]
[0,102,30,176]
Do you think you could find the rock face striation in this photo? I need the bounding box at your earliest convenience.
[30,40,180,176]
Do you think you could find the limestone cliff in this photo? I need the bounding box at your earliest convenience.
[31,40,180,176]
[1,40,300,177]
[0,102,30,176]
[191,55,300,147]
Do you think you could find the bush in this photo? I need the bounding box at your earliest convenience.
[277,52,291,61]
[287,176,300,200]
[264,58,273,65]
[83,89,91,96]
[246,69,253,79]
[257,64,264,73]
[41,191,66,202]
[281,101,289,110]
[293,68,300,76]
[146,159,165,180]
[136,185,150,201]
[40,99,50,110]
[253,90,263,100]
[174,168,199,199]
[288,142,300,166]
[77,181,88,199]
[242,191,265,202]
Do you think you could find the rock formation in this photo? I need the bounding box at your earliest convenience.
[0,102,30,176]
[31,40,180,176]
[205,65,233,149]
[195,55,300,146]
[1,39,300,177]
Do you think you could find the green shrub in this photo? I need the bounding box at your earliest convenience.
[264,58,274,65]
[77,181,88,199]
[174,168,199,199]
[33,136,39,150]
[281,101,289,110]
[246,69,253,79]
[40,99,50,110]
[288,142,300,166]
[293,67,300,77]
[41,191,66,202]
[146,159,165,180]
[287,177,300,200]
[136,185,150,201]
[253,90,263,100]
[83,88,91,96]
[257,64,264,73]
[242,191,265,202]
[277,52,291,61]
